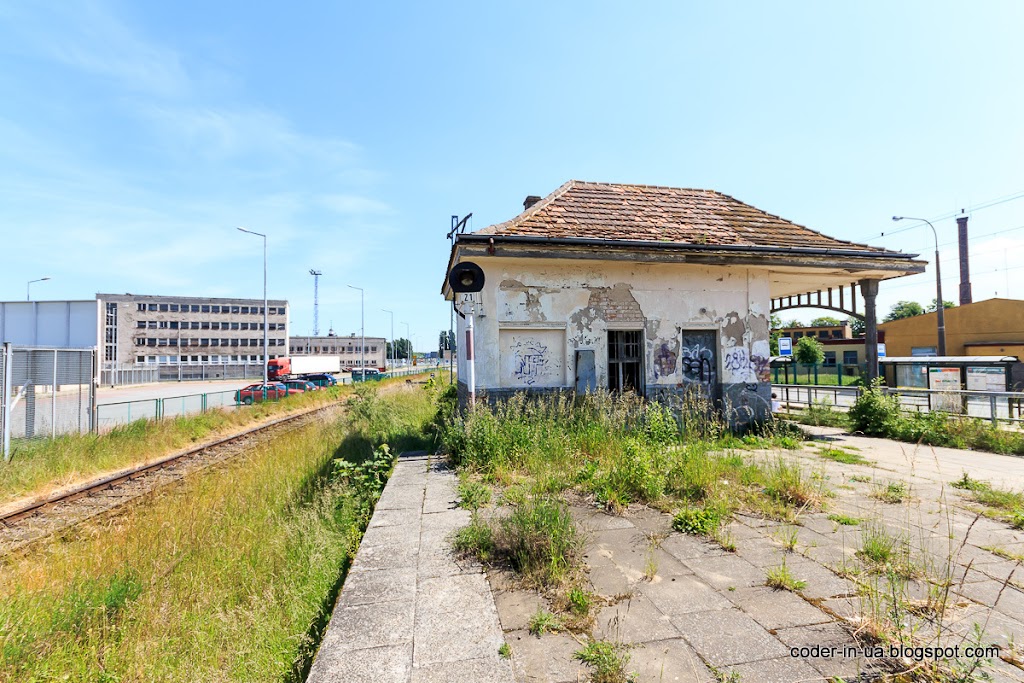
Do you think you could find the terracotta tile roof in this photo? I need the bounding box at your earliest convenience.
[473,180,892,253]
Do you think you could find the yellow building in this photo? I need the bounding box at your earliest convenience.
[878,298,1024,358]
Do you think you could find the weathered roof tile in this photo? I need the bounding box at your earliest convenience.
[474,180,890,253]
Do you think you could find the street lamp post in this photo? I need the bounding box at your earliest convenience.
[348,285,364,374]
[26,277,51,301]
[892,216,946,356]
[237,228,269,393]
[381,309,394,372]
[402,321,410,367]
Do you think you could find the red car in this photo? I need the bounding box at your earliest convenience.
[235,383,288,405]
[282,379,316,393]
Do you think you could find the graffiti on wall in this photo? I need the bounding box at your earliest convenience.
[653,342,678,379]
[510,338,551,386]
[679,331,715,385]
[722,344,771,384]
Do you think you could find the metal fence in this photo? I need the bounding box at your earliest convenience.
[2,344,97,459]
[93,369,436,432]
[771,362,866,386]
[100,363,266,386]
[774,383,1024,426]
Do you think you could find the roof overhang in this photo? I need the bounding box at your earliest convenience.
[442,234,926,299]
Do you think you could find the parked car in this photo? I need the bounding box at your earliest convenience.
[235,383,288,405]
[351,368,384,382]
[282,379,317,393]
[301,373,338,387]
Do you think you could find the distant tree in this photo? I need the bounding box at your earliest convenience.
[785,319,803,328]
[883,301,925,322]
[810,316,842,327]
[926,298,956,313]
[794,336,825,382]
[387,338,412,360]
[769,314,783,355]
[848,317,865,337]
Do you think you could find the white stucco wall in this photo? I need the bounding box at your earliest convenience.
[453,257,772,394]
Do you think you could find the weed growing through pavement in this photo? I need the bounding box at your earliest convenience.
[528,607,563,636]
[765,558,807,591]
[573,639,634,683]
[872,480,911,504]
[827,513,860,526]
[498,642,512,659]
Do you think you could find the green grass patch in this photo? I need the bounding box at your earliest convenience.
[814,445,870,465]
[827,513,860,526]
[0,383,437,682]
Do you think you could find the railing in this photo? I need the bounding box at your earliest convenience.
[95,370,437,432]
[773,383,1024,426]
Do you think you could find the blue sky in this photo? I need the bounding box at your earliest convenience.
[2,1,1023,348]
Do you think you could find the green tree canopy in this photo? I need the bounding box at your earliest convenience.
[883,300,925,322]
[810,316,842,327]
[386,338,412,359]
[794,336,825,365]
[926,298,956,312]
[848,317,865,337]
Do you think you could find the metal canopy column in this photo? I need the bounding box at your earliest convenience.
[860,278,880,384]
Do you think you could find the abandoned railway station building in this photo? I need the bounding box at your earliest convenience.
[443,180,926,427]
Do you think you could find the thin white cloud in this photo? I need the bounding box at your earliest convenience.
[1,0,190,98]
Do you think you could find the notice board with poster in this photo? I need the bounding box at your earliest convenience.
[966,366,1006,392]
[928,367,963,413]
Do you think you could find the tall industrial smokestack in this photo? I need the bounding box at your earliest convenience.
[957,211,972,305]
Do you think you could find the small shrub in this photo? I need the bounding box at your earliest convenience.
[457,479,492,511]
[498,642,512,659]
[803,400,850,428]
[574,639,632,683]
[673,504,724,536]
[848,380,902,436]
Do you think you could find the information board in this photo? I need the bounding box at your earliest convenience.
[966,366,1006,392]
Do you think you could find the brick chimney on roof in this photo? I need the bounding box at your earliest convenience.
[523,195,542,211]
[957,211,973,305]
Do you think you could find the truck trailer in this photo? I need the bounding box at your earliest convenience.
[268,355,342,380]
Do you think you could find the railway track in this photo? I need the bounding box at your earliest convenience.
[0,402,342,555]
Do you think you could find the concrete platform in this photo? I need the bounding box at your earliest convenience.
[307,452,514,683]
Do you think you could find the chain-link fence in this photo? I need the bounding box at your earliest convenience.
[2,344,97,460]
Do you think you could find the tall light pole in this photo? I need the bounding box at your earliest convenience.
[309,269,322,336]
[348,285,364,373]
[237,227,269,390]
[26,276,51,301]
[402,321,410,366]
[381,309,394,372]
[892,216,946,356]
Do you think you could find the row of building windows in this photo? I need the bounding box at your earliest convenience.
[134,303,285,315]
[135,320,285,331]
[134,338,285,348]
[790,330,845,340]
[289,346,378,354]
[136,355,272,364]
[821,351,860,366]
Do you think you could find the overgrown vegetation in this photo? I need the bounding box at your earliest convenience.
[952,472,1024,527]
[0,383,437,682]
[765,559,806,591]
[0,383,359,505]
[848,380,1024,455]
[440,392,824,542]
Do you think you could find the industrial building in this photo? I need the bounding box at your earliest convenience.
[96,293,290,368]
[288,332,387,369]
[878,298,1024,358]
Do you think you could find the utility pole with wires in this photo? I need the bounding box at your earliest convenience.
[309,269,322,336]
